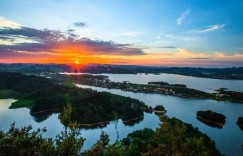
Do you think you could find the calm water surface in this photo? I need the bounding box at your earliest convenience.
[61,72,243,92]
[104,73,243,92]
[0,99,160,151]
[76,84,243,156]
[1,73,243,155]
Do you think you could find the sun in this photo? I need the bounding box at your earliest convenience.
[69,60,83,72]
[74,60,79,64]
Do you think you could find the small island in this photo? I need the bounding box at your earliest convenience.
[236,117,243,130]
[153,105,167,114]
[196,110,226,128]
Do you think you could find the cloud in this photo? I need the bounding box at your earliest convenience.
[213,52,243,60]
[67,29,75,32]
[176,9,190,25]
[111,49,243,67]
[120,31,145,37]
[0,27,65,43]
[175,48,243,60]
[176,48,209,59]
[145,48,243,61]
[73,22,87,27]
[0,17,21,29]
[199,24,226,33]
[0,35,40,45]
[0,19,145,58]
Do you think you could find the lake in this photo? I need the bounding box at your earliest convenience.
[103,73,243,92]
[61,72,243,92]
[1,73,243,155]
[76,84,243,156]
[0,99,160,151]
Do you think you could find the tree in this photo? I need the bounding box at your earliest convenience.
[57,102,85,155]
[59,102,73,127]
[55,128,85,156]
[0,123,56,156]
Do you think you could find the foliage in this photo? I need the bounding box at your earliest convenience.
[197,110,226,124]
[148,81,170,86]
[55,128,85,156]
[122,128,154,155]
[102,141,125,156]
[154,105,165,111]
[0,72,147,125]
[69,91,146,124]
[0,123,56,156]
[214,89,243,103]
[0,123,85,156]
[59,102,73,127]
[30,93,67,113]
[143,117,221,156]
[9,99,35,109]
[0,116,222,156]
[85,117,221,156]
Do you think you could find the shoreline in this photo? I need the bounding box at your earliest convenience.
[69,115,144,127]
[75,83,243,104]
[196,115,225,127]
[30,108,60,115]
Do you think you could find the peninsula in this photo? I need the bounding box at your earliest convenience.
[0,72,151,126]
[59,74,243,103]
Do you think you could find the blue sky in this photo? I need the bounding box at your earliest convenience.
[0,0,243,66]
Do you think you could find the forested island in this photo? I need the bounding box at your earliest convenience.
[0,72,151,126]
[196,110,226,128]
[59,74,243,103]
[0,116,221,156]
[153,105,167,114]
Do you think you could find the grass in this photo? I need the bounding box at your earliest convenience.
[9,99,35,109]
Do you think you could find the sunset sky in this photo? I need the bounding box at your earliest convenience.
[0,0,243,67]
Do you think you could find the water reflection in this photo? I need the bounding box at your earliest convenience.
[32,113,52,123]
[196,117,224,129]
[122,115,144,126]
[0,99,160,151]
[76,84,243,156]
